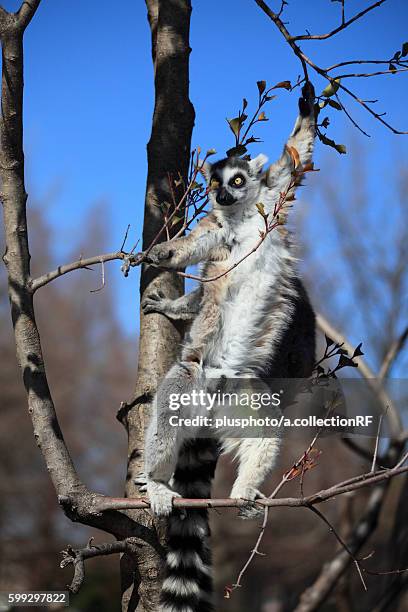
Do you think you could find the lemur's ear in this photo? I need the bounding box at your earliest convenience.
[198,160,212,182]
[248,153,268,175]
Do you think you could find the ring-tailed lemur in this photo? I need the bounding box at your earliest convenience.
[140,82,316,612]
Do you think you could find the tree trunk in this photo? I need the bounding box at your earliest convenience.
[120,1,195,610]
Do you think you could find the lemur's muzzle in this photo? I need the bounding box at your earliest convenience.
[216,187,236,206]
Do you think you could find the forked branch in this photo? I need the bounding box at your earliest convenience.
[254,0,408,135]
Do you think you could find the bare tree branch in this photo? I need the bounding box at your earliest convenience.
[60,538,129,594]
[254,0,408,135]
[30,251,127,292]
[336,68,408,79]
[291,0,387,41]
[294,484,387,612]
[327,58,408,71]
[17,0,42,30]
[90,455,408,512]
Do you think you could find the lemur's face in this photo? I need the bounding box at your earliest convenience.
[203,154,268,210]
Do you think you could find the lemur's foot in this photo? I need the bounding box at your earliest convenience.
[147,481,181,516]
[299,81,315,117]
[230,484,266,520]
[141,290,170,315]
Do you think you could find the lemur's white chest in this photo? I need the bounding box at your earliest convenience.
[206,210,290,370]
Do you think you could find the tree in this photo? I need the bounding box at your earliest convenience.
[1,1,407,611]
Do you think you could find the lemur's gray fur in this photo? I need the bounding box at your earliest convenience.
[139,83,316,612]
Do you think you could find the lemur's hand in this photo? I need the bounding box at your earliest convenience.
[298,81,315,117]
[143,243,174,266]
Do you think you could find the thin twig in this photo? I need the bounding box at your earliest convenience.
[371,414,384,472]
[306,504,367,591]
[327,58,408,71]
[120,224,131,252]
[290,0,387,41]
[30,252,126,292]
[336,67,408,79]
[90,260,106,293]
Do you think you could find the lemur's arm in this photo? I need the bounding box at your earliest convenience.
[142,213,224,269]
[265,82,315,192]
[142,287,202,321]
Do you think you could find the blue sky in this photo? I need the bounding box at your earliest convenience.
[2,0,408,345]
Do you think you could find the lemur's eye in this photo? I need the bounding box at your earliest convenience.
[230,174,245,187]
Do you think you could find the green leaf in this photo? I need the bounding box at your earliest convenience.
[321,78,341,97]
[321,116,330,129]
[257,80,266,95]
[256,202,266,217]
[242,98,248,111]
[227,117,241,137]
[319,99,329,109]
[335,143,347,155]
[171,216,183,227]
[318,132,347,155]
[389,63,397,73]
[328,99,342,110]
[206,148,216,156]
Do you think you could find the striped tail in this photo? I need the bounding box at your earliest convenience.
[160,438,219,612]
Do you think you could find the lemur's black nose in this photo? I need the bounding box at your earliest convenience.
[216,188,236,206]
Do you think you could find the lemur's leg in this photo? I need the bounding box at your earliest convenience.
[141,287,202,321]
[287,80,316,163]
[144,360,205,516]
[228,437,282,519]
[265,81,316,194]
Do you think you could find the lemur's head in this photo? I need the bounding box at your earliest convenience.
[201,154,268,210]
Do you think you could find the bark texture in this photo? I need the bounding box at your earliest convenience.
[120,1,195,610]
